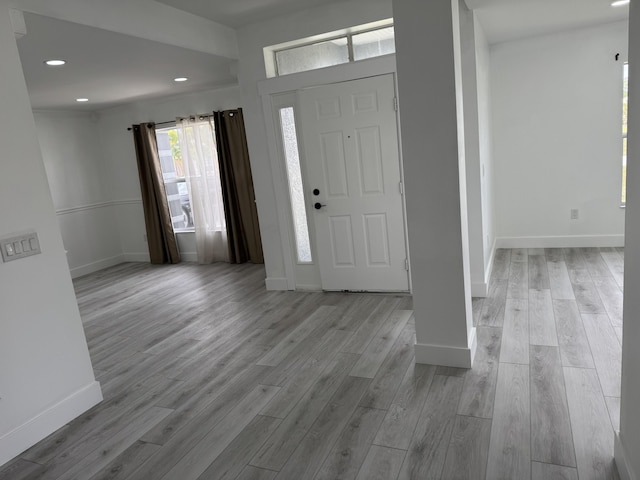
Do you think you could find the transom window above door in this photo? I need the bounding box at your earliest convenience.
[264,19,395,77]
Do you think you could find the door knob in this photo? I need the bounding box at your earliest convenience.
[313,188,320,196]
[314,202,326,210]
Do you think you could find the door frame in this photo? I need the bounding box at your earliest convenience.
[259,54,412,292]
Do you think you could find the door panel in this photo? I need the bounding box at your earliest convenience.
[320,132,349,197]
[299,74,408,292]
[356,126,384,195]
[363,213,390,266]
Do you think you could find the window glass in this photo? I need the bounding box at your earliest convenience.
[156,127,194,231]
[276,38,349,76]
[279,107,312,263]
[352,26,396,61]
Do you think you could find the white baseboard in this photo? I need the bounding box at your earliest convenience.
[615,432,637,480]
[123,252,150,263]
[265,277,290,291]
[471,237,496,298]
[0,381,103,467]
[178,252,198,263]
[295,284,322,291]
[485,238,497,281]
[471,282,488,298]
[495,235,624,249]
[69,255,126,279]
[414,327,477,368]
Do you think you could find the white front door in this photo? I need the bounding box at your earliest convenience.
[298,74,408,292]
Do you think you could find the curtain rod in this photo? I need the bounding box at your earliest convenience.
[127,110,239,131]
[127,120,176,131]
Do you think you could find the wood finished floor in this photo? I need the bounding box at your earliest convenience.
[1,248,623,480]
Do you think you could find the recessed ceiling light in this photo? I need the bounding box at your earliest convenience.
[44,59,66,66]
[174,77,188,82]
[611,0,629,6]
[76,98,89,102]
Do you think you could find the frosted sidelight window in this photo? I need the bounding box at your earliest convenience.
[279,107,312,263]
[352,27,396,61]
[275,38,349,76]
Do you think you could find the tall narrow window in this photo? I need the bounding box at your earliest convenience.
[622,62,629,205]
[279,107,312,263]
[156,126,194,231]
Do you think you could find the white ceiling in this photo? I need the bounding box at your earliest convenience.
[153,0,347,28]
[472,0,629,44]
[17,12,237,111]
[14,0,630,111]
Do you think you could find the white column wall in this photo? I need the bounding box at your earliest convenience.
[393,0,476,367]
[459,1,489,297]
[617,3,640,479]
[475,17,495,276]
[0,3,101,467]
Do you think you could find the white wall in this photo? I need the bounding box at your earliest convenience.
[11,0,239,59]
[491,21,628,247]
[617,4,640,479]
[394,0,475,367]
[236,0,393,288]
[460,2,494,297]
[475,17,495,274]
[96,86,242,262]
[0,4,101,466]
[34,111,122,277]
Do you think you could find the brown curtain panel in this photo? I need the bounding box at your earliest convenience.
[132,123,181,264]
[214,109,264,264]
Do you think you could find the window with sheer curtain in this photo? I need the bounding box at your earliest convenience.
[146,110,263,265]
[167,116,228,263]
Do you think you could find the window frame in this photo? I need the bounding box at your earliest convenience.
[269,22,395,77]
[277,105,314,264]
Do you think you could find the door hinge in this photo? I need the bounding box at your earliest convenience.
[399,181,404,195]
[404,258,409,271]
[393,97,398,111]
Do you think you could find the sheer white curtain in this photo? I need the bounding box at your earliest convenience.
[176,116,228,263]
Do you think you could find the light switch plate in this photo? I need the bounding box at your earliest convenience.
[1,231,41,263]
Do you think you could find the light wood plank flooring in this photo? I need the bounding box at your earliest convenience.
[0,248,623,479]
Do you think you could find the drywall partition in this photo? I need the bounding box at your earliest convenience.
[459,2,491,297]
[34,111,122,277]
[475,16,495,278]
[11,0,238,59]
[617,4,640,479]
[235,0,393,290]
[96,85,242,263]
[0,4,101,467]
[491,21,628,247]
[394,0,476,367]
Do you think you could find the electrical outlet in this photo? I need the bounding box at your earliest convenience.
[570,209,579,220]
